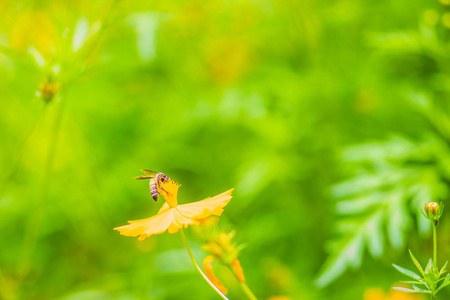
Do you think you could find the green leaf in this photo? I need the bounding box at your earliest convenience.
[436,274,450,293]
[412,285,432,293]
[365,211,384,258]
[335,195,382,215]
[420,208,428,220]
[437,277,446,283]
[392,287,430,294]
[400,280,426,285]
[423,260,436,291]
[409,250,425,277]
[387,191,411,250]
[425,259,433,274]
[440,261,448,275]
[320,137,450,286]
[437,282,450,293]
[315,234,364,287]
[392,287,417,293]
[393,264,422,280]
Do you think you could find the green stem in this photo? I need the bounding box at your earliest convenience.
[226,262,258,300]
[432,224,438,300]
[19,90,68,286]
[0,105,48,201]
[239,281,258,300]
[180,229,229,300]
[433,224,437,268]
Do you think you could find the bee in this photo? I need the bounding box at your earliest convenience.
[134,169,170,202]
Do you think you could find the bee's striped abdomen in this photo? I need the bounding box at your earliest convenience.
[149,178,158,201]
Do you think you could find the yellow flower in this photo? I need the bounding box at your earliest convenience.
[114,179,233,241]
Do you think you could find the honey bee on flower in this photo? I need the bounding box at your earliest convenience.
[114,171,257,300]
[114,171,233,241]
[133,169,170,201]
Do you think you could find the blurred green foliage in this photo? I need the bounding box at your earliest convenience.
[1,0,450,299]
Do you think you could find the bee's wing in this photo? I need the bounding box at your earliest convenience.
[140,169,158,176]
[134,175,153,180]
[134,169,157,180]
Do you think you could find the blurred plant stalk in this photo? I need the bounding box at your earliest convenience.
[0,2,123,297]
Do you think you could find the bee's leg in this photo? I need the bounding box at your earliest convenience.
[157,184,167,193]
[156,178,167,192]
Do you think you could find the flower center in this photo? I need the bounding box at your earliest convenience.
[158,179,180,208]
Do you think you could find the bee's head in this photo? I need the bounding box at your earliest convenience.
[159,173,167,182]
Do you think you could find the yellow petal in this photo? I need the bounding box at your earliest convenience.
[114,185,234,241]
[177,189,234,219]
[114,208,199,240]
[114,210,173,239]
[158,201,171,214]
[158,179,181,208]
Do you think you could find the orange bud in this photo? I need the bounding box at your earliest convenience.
[232,258,245,283]
[425,202,439,216]
[203,256,228,294]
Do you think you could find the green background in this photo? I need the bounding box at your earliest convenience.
[1,0,450,299]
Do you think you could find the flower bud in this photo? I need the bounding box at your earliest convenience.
[203,256,228,294]
[231,258,245,283]
[425,202,439,216]
[423,202,444,225]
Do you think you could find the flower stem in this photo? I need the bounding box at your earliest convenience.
[433,224,437,268]
[180,229,229,300]
[20,92,67,279]
[432,224,438,300]
[239,281,258,300]
[226,262,258,300]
